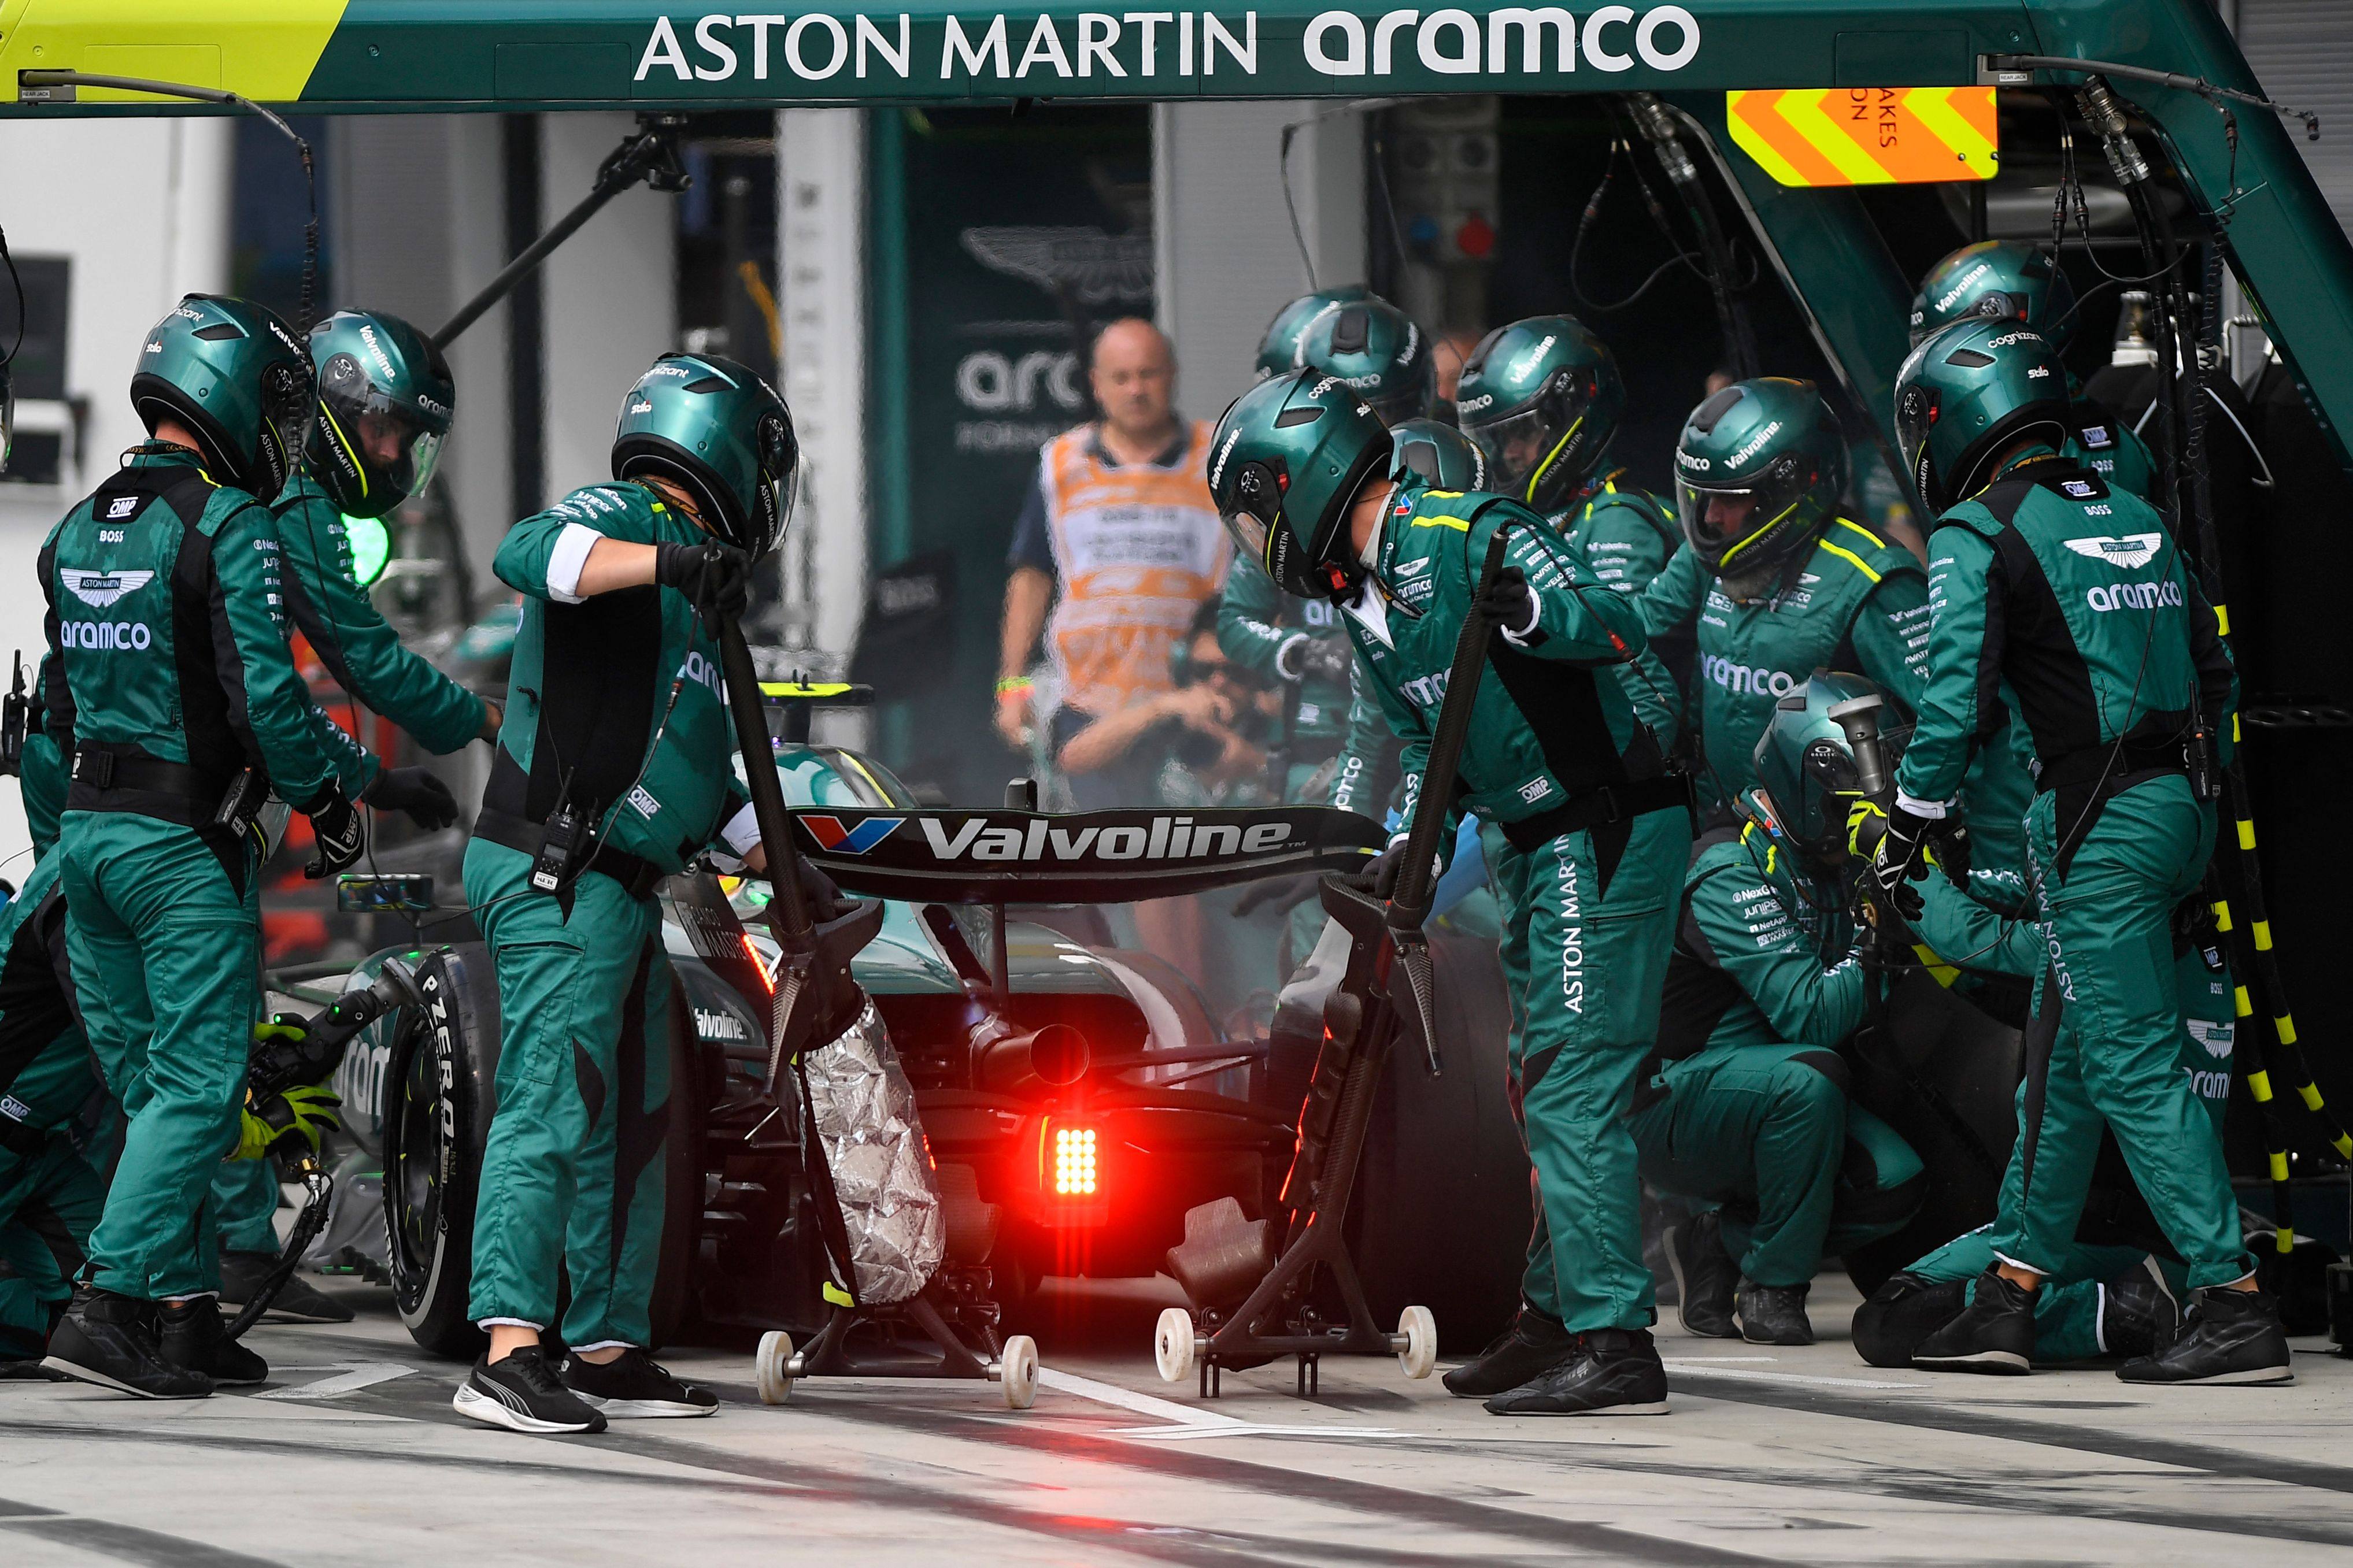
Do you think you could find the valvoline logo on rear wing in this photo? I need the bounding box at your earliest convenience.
[793,806,1385,905]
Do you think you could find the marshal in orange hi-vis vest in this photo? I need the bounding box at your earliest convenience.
[1727,87,1999,187]
[1038,420,1227,719]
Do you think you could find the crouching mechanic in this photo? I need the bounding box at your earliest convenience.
[214,307,489,1324]
[1853,858,2230,1369]
[1869,317,2285,1384]
[1212,369,1692,1417]
[40,296,378,1399]
[455,351,835,1434]
[1640,677,1927,1346]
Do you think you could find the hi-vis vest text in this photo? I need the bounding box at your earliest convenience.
[1039,421,1226,716]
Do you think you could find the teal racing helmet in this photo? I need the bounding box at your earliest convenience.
[1910,241,2078,354]
[1389,416,1487,491]
[305,310,454,519]
[1209,369,1394,600]
[1894,319,2073,516]
[1256,286,1372,380]
[1293,297,1433,424]
[130,294,314,502]
[612,352,799,559]
[1454,314,1623,513]
[1673,378,1847,595]
[1749,672,1911,861]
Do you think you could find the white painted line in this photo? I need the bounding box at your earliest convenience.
[1662,1362,1923,1391]
[1656,1355,1778,1363]
[1036,1368,1245,1429]
[1108,1423,1416,1442]
[257,1363,417,1400]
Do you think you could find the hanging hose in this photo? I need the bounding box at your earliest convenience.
[2080,80,2349,1250]
[1626,94,1758,379]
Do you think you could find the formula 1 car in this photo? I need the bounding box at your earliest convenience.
[312,688,1536,1359]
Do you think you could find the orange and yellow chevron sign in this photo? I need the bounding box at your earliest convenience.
[1726,88,1999,186]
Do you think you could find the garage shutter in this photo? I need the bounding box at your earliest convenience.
[2234,0,2353,239]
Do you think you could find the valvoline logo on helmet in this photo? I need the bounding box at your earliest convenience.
[1210,425,1241,490]
[1509,336,1556,384]
[802,814,905,855]
[1729,419,1784,467]
[1933,262,1995,313]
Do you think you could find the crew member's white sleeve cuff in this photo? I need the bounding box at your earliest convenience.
[1274,633,1307,680]
[1496,597,1544,647]
[544,522,604,604]
[720,801,763,858]
[1893,791,1951,820]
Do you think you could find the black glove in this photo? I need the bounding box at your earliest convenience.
[1293,635,1354,688]
[1865,803,1930,921]
[1473,565,1538,637]
[305,791,366,880]
[364,766,459,831]
[1370,841,1409,899]
[795,856,848,924]
[655,540,752,631]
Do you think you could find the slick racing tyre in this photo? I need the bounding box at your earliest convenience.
[384,944,500,1360]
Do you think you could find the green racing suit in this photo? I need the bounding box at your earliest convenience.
[464,480,755,1351]
[1343,481,1690,1333]
[1894,448,2245,1291]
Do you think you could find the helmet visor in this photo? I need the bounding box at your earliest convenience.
[321,378,445,501]
[1463,402,1574,502]
[1675,458,1818,570]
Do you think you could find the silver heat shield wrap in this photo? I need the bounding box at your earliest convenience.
[802,999,944,1304]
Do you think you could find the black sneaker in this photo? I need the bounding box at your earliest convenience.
[42,1287,213,1400]
[158,1298,268,1387]
[1852,1272,1969,1368]
[1441,1308,1575,1398]
[561,1348,719,1418]
[2099,1258,2181,1360]
[2117,1285,2293,1386]
[1664,1213,1738,1338]
[453,1345,608,1433]
[1912,1268,2035,1374]
[219,1252,354,1325]
[1734,1280,1814,1346]
[1483,1328,1670,1417]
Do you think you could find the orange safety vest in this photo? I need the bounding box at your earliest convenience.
[1038,420,1227,718]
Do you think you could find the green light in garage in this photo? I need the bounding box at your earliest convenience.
[344,514,391,588]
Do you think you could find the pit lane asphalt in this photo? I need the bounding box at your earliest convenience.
[3,1273,2349,1566]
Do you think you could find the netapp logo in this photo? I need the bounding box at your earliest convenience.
[920,815,1296,861]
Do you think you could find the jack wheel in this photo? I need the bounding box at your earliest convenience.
[1397,1306,1437,1380]
[1001,1335,1040,1410]
[756,1329,795,1406]
[1155,1306,1196,1384]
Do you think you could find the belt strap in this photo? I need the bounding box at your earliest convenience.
[68,743,229,822]
[2034,736,2187,795]
[1501,773,1692,854]
[474,806,669,901]
[0,1110,47,1160]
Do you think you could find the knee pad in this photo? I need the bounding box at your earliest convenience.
[1851,1271,1968,1369]
[1776,1048,1850,1115]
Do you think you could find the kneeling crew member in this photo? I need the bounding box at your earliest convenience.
[1211,370,1691,1417]
[41,296,372,1399]
[1643,676,1927,1347]
[1870,317,2286,1385]
[454,352,816,1435]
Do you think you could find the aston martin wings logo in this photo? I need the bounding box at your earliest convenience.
[59,568,156,607]
[958,227,1153,305]
[2062,534,2163,570]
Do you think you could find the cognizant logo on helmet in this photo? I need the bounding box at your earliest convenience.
[1703,653,1797,697]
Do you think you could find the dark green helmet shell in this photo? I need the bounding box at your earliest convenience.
[612,352,799,558]
[1209,369,1393,599]
[130,294,314,502]
[1895,319,2073,516]
[1911,241,2078,353]
[1256,286,1371,380]
[1293,297,1432,424]
[1454,314,1622,512]
[305,310,455,519]
[1751,671,1910,859]
[1389,417,1487,492]
[1673,377,1847,591]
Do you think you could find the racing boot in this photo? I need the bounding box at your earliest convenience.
[158,1298,269,1387]
[561,1347,719,1418]
[1734,1280,1813,1346]
[2098,1258,2181,1360]
[1483,1328,1670,1417]
[453,1344,608,1434]
[1911,1268,2034,1374]
[1664,1212,1738,1338]
[42,1285,213,1399]
[219,1251,354,1324]
[1852,1272,1969,1369]
[2117,1284,2292,1386]
[1441,1307,1575,1398]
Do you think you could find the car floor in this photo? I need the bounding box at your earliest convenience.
[1,1271,2347,1566]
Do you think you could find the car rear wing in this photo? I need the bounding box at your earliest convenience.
[795,805,1384,905]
